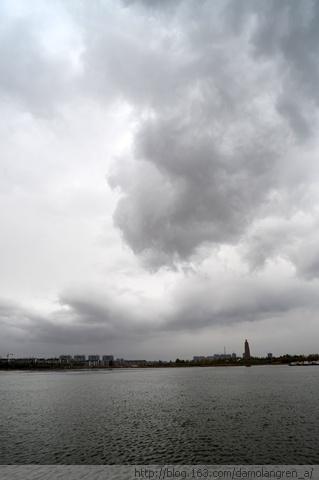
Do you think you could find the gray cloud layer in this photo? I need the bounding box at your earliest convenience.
[1,0,319,357]
[107,0,319,268]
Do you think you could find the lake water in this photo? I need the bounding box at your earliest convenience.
[1,366,319,464]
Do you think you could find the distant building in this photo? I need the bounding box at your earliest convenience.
[102,355,114,366]
[193,356,206,361]
[59,355,72,363]
[267,353,273,360]
[74,355,86,362]
[102,355,114,361]
[88,355,100,361]
[88,355,100,366]
[212,353,232,360]
[244,339,251,361]
[193,354,235,362]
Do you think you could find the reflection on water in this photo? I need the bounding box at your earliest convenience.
[1,366,318,464]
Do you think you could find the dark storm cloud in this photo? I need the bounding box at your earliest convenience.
[248,0,319,141]
[0,299,44,347]
[102,0,319,268]
[111,118,283,267]
[31,291,159,345]
[290,238,319,280]
[0,297,122,347]
[166,274,319,331]
[57,281,312,338]
[0,293,156,351]
[2,266,319,352]
[54,275,319,336]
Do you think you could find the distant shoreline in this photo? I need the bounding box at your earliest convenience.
[1,354,318,371]
[0,363,287,372]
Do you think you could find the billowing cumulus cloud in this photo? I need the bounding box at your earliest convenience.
[1,0,319,358]
[105,0,319,268]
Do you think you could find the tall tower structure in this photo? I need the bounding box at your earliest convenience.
[244,339,251,361]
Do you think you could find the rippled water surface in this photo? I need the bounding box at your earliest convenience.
[1,366,319,464]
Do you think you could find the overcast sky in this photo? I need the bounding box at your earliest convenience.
[1,0,319,359]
